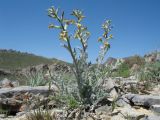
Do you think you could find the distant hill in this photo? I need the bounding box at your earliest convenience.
[0,49,69,70]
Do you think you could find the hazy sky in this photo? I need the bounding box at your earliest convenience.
[0,0,160,62]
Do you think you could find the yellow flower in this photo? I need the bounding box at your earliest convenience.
[104,42,110,49]
[98,37,102,42]
[86,32,90,36]
[76,23,82,29]
[48,24,54,29]
[65,20,75,25]
[59,31,68,41]
[103,32,108,38]
[109,34,113,39]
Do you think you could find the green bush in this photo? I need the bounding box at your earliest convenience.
[112,63,130,78]
[67,96,79,109]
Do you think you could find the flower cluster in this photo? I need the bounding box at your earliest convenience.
[97,20,113,64]
[71,10,85,22]
[98,20,113,48]
[48,6,59,18]
[59,30,68,41]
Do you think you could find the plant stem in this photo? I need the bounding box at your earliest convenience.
[56,15,84,99]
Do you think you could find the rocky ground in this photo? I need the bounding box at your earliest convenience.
[0,77,160,120]
[0,51,159,120]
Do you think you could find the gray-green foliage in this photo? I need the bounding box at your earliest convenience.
[137,61,160,90]
[48,6,113,104]
[138,61,160,82]
[49,94,79,110]
[26,109,57,120]
[26,71,48,87]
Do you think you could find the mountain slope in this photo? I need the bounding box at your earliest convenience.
[0,49,68,70]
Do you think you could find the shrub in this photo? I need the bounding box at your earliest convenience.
[67,96,79,109]
[138,61,160,83]
[26,71,49,87]
[26,109,57,120]
[112,63,130,78]
[137,61,160,90]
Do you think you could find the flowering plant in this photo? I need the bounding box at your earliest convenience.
[48,6,113,104]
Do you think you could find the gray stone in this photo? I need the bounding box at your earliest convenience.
[122,80,138,86]
[0,114,6,118]
[16,111,27,117]
[0,85,59,114]
[116,98,130,107]
[95,105,112,114]
[0,85,59,97]
[143,115,160,120]
[0,98,22,116]
[112,106,146,120]
[125,94,160,108]
[103,78,119,100]
[150,105,160,113]
[12,81,19,87]
[1,78,13,88]
[103,78,115,90]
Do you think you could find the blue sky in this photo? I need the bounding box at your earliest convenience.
[0,0,160,62]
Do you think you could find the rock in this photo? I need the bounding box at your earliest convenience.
[11,81,19,87]
[95,105,112,115]
[111,115,125,120]
[1,78,13,88]
[150,105,160,113]
[131,64,140,73]
[103,78,119,100]
[144,52,159,63]
[0,85,59,97]
[19,104,29,112]
[21,63,71,77]
[151,85,160,95]
[103,78,116,90]
[125,94,160,108]
[122,80,138,86]
[16,111,26,117]
[0,79,19,88]
[0,85,59,116]
[143,115,160,120]
[0,98,22,115]
[47,100,57,108]
[112,107,148,120]
[0,69,12,76]
[0,114,7,119]
[100,115,111,120]
[116,98,130,107]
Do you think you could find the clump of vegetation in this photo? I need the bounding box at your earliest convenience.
[26,71,49,87]
[112,62,131,78]
[26,109,57,120]
[48,6,113,105]
[66,96,79,109]
[0,108,9,118]
[137,61,160,90]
